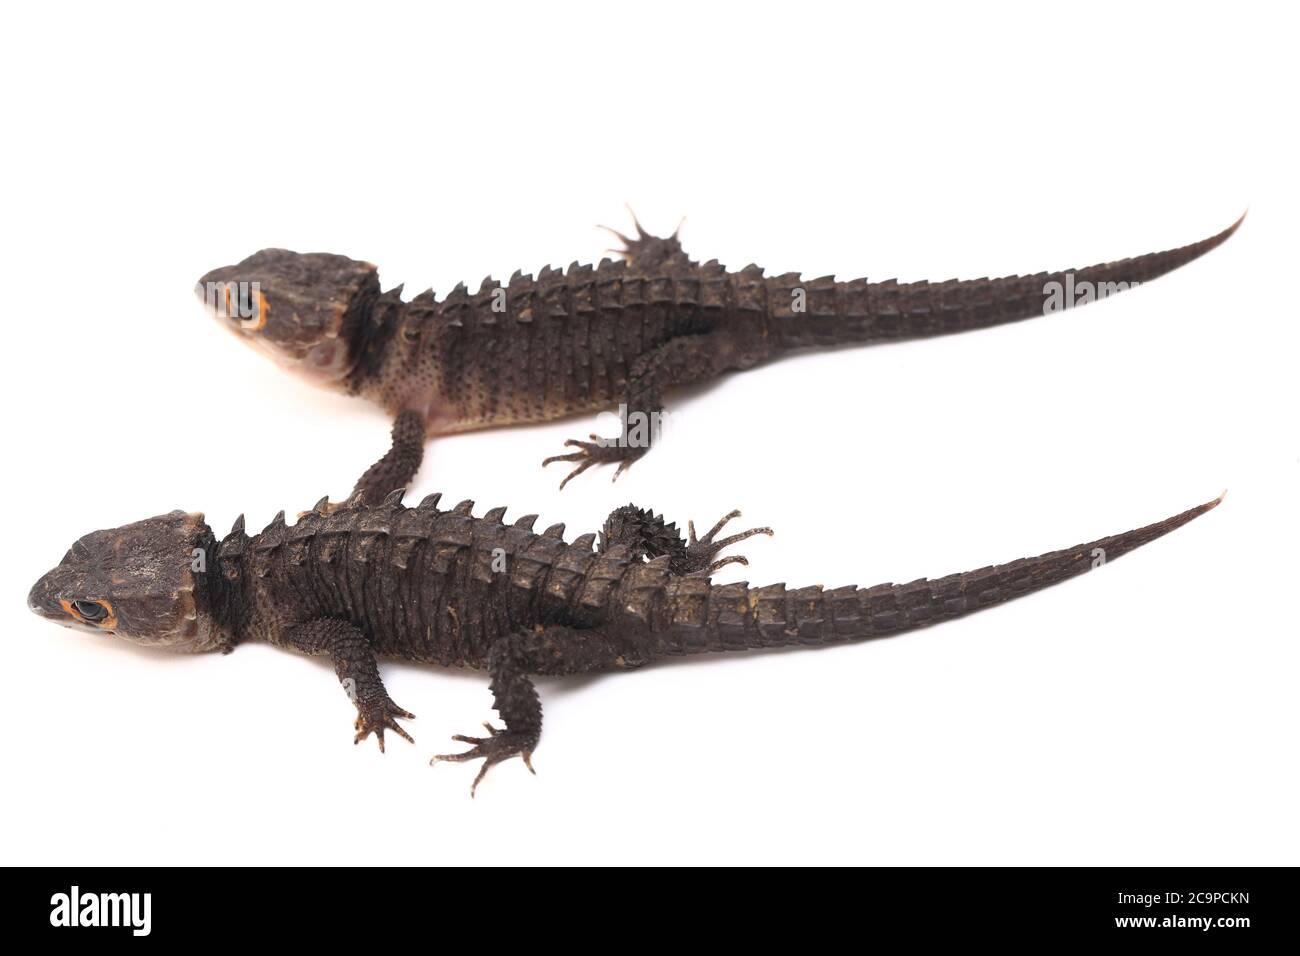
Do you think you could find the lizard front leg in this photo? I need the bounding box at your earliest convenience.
[542,335,720,489]
[281,617,415,751]
[346,408,426,507]
[600,504,773,576]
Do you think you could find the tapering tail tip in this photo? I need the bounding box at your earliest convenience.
[1195,489,1227,517]
[1096,490,1225,563]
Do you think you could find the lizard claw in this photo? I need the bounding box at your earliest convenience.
[430,723,537,797]
[680,509,773,577]
[542,434,646,490]
[353,696,416,753]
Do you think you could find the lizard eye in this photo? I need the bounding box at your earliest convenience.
[72,599,109,622]
[402,323,421,343]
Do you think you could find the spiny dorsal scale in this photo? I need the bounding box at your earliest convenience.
[542,522,565,539]
[514,514,538,530]
[353,532,382,562]
[417,493,443,511]
[312,496,330,514]
[451,499,475,516]
[391,537,420,570]
[482,506,507,524]
[287,538,310,566]
[571,532,596,550]
[381,488,407,508]
[554,546,596,574]
[229,514,246,536]
[358,509,393,534]
[434,517,473,547]
[256,512,288,551]
[601,543,632,562]
[318,536,343,563]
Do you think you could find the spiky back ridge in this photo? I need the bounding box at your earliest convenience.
[349,216,1242,428]
[213,490,682,668]
[352,256,750,425]
[211,492,1219,672]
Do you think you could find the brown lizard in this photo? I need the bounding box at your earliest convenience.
[196,212,1243,503]
[30,490,1223,794]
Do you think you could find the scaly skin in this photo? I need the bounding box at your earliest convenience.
[29,490,1223,795]
[197,212,1244,499]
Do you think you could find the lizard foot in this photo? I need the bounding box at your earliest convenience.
[678,510,774,577]
[597,206,687,270]
[430,722,537,797]
[353,695,416,752]
[542,434,647,490]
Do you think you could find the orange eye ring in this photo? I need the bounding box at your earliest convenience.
[221,284,268,331]
[60,598,118,629]
[244,289,269,331]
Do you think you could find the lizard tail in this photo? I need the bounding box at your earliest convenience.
[657,493,1224,655]
[771,213,1245,350]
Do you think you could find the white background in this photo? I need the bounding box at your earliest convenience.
[1,2,1294,866]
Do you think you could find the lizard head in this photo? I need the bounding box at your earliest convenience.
[28,511,229,652]
[196,249,380,388]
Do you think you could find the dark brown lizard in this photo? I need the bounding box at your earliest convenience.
[196,212,1243,502]
[29,490,1223,794]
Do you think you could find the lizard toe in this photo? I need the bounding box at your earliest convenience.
[543,435,646,490]
[430,726,539,797]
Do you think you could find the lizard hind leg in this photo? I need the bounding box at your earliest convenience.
[682,509,774,577]
[431,631,543,797]
[600,504,773,577]
[542,334,720,490]
[597,205,693,271]
[430,625,645,796]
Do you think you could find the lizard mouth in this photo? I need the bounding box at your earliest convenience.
[241,334,351,385]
